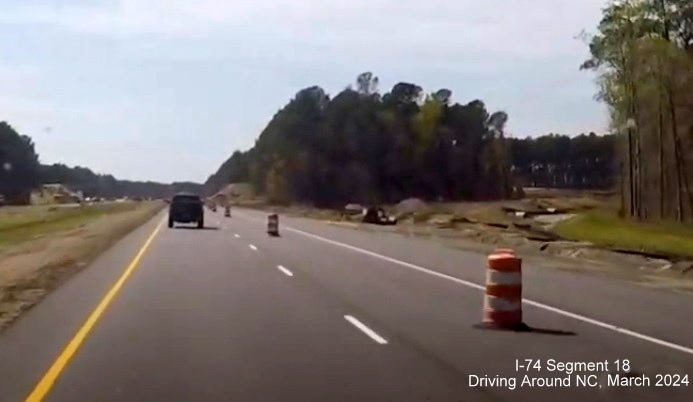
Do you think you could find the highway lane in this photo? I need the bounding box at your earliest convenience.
[0,212,166,402]
[0,208,691,401]
[226,209,693,401]
[0,211,472,401]
[233,208,693,350]
[43,214,474,402]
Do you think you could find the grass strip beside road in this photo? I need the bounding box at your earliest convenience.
[0,203,142,251]
[0,201,164,332]
[553,212,693,259]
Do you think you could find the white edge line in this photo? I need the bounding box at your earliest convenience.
[234,234,240,238]
[277,265,294,277]
[277,224,693,356]
[249,244,258,251]
[344,315,388,345]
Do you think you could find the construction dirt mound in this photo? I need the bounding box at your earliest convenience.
[394,198,429,216]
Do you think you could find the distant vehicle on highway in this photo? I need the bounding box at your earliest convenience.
[168,193,204,229]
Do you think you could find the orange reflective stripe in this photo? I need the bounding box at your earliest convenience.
[485,284,522,300]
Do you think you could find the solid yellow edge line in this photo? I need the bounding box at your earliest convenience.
[25,218,165,402]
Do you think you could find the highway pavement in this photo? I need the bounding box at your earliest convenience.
[0,207,692,401]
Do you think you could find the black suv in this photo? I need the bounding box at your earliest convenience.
[168,193,204,229]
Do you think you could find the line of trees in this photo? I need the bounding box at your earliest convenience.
[40,163,202,200]
[508,133,617,189]
[0,121,202,203]
[206,74,515,207]
[0,122,40,203]
[582,0,693,222]
[206,74,620,206]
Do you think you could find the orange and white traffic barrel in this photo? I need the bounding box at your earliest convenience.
[267,214,279,236]
[480,249,525,330]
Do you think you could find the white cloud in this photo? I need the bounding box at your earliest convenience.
[0,64,42,95]
[1,98,133,135]
[0,0,611,180]
[0,1,604,59]
[0,1,608,88]
[0,64,55,134]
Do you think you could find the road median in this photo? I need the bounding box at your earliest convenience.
[0,201,164,331]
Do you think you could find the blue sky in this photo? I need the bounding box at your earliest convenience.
[0,0,608,183]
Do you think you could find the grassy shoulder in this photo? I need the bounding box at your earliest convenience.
[0,201,164,331]
[0,202,145,251]
[553,212,693,259]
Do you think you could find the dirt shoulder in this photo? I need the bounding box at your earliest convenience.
[0,201,164,331]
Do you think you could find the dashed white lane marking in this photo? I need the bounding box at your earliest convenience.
[344,315,388,345]
[232,211,693,356]
[277,265,294,277]
[249,244,258,251]
[234,234,240,238]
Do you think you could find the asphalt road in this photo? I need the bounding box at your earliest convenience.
[0,208,692,401]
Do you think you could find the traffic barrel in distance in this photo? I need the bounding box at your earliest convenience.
[267,214,279,236]
[480,249,526,330]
